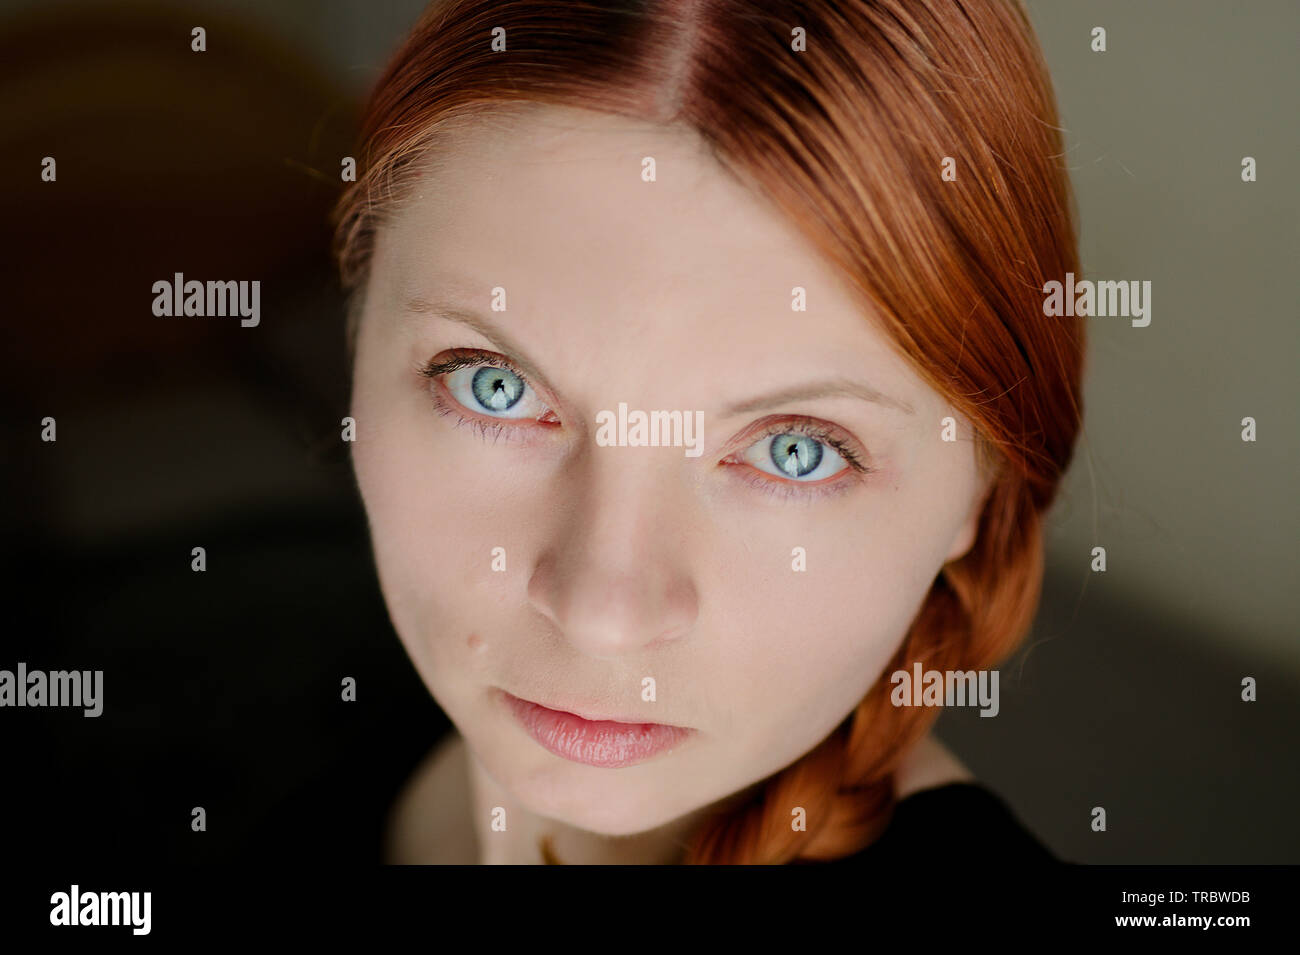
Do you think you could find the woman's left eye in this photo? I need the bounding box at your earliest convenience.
[741,431,853,482]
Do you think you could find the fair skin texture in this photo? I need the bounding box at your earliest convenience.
[350,103,989,865]
[386,727,973,864]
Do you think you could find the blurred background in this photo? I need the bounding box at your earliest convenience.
[1,0,1296,864]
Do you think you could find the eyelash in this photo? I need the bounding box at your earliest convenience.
[729,418,872,501]
[418,349,875,498]
[419,350,543,445]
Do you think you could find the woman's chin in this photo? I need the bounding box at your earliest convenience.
[480,747,705,837]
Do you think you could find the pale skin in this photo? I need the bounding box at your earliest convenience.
[349,103,990,865]
[386,727,974,864]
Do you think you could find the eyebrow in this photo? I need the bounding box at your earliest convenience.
[720,378,914,418]
[403,298,557,392]
[404,297,915,417]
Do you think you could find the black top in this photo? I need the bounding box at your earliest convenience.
[825,782,1062,865]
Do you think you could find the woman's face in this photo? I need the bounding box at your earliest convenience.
[351,104,989,836]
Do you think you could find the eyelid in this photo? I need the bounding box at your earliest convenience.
[718,415,875,502]
[421,348,562,410]
[738,415,871,474]
[419,348,531,387]
[420,352,874,498]
[729,463,862,501]
[420,348,562,435]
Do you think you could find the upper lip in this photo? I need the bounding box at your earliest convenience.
[503,689,690,729]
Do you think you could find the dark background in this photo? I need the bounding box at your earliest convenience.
[2,0,1296,864]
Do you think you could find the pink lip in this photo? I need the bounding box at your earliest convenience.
[498,689,694,768]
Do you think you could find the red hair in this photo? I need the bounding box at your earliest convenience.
[333,0,1085,864]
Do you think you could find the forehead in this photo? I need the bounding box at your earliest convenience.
[373,103,926,411]
[391,105,816,290]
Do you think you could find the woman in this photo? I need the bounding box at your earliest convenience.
[332,0,1083,864]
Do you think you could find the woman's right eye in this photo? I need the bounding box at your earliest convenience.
[421,352,556,424]
[446,364,544,418]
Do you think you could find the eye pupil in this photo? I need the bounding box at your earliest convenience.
[771,433,823,478]
[471,366,523,412]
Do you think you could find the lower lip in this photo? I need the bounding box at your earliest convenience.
[500,691,694,769]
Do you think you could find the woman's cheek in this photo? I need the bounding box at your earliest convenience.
[351,396,457,637]
[367,422,538,637]
[698,519,905,726]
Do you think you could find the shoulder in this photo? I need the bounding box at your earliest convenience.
[845,786,1058,864]
[384,731,476,864]
[873,782,1059,862]
[827,734,1060,865]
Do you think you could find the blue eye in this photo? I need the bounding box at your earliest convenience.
[440,360,549,420]
[469,366,525,412]
[770,434,822,477]
[741,431,852,482]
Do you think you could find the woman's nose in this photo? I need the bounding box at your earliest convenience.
[526,459,698,660]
